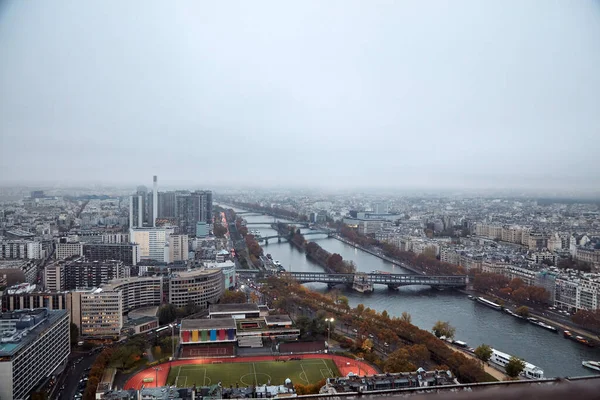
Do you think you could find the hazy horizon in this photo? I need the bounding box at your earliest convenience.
[1,1,599,191]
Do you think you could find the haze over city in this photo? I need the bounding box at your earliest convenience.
[1,0,599,192]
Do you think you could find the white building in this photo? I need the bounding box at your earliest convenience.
[55,241,83,260]
[167,234,189,263]
[130,227,172,262]
[0,309,70,400]
[0,240,43,260]
[555,275,600,312]
[169,269,224,309]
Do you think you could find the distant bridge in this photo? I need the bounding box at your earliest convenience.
[280,271,467,289]
[245,221,309,227]
[256,230,332,243]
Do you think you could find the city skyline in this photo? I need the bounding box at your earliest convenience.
[1,1,600,191]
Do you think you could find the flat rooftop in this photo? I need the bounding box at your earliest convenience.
[209,303,259,314]
[265,315,292,325]
[0,309,68,357]
[181,318,237,331]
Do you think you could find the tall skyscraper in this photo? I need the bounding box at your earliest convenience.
[153,176,158,227]
[129,194,144,228]
[175,190,213,236]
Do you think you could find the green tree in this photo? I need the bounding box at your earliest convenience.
[505,357,526,378]
[400,311,412,324]
[70,322,79,347]
[338,295,349,308]
[432,320,456,339]
[474,344,493,363]
[515,306,530,317]
[158,304,177,325]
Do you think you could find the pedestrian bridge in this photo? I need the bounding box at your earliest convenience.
[280,271,467,289]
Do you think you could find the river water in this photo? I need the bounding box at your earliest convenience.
[227,208,600,378]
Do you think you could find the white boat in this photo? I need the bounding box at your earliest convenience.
[582,361,600,372]
[490,349,544,379]
[476,297,502,310]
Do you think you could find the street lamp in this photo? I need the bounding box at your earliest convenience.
[355,357,364,377]
[153,367,162,388]
[325,318,335,345]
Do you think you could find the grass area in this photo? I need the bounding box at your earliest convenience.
[167,359,340,387]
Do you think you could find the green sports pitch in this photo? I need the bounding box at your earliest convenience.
[167,359,341,388]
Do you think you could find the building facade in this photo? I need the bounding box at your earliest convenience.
[0,309,70,400]
[63,260,128,290]
[168,234,189,263]
[129,227,170,262]
[0,240,42,260]
[55,241,83,260]
[82,243,140,265]
[168,269,224,309]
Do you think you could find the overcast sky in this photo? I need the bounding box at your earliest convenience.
[1,1,599,191]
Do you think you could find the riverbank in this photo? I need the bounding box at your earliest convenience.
[443,342,507,381]
[332,234,423,274]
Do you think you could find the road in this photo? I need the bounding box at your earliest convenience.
[57,351,99,400]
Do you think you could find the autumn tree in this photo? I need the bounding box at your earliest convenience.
[572,310,600,331]
[505,357,526,378]
[511,287,529,303]
[401,311,412,324]
[220,290,247,304]
[474,344,492,363]
[384,348,417,373]
[515,306,530,317]
[432,321,456,339]
[362,338,374,352]
[509,278,525,291]
[406,344,429,366]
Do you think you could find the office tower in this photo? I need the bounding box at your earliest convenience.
[158,191,177,218]
[153,175,158,227]
[0,309,70,400]
[129,194,144,228]
[175,190,213,236]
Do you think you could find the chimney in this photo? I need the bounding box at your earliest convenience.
[153,175,158,227]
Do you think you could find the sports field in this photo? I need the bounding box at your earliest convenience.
[167,358,340,387]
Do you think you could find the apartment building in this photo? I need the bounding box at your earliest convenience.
[130,227,172,262]
[44,260,67,291]
[0,309,70,400]
[555,275,600,312]
[55,241,83,260]
[167,234,189,263]
[575,247,600,268]
[63,259,128,290]
[169,269,224,309]
[70,289,123,338]
[67,276,162,338]
[82,243,140,265]
[0,240,43,260]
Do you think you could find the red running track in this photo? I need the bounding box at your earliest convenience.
[124,354,378,390]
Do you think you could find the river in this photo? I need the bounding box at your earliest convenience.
[225,207,600,378]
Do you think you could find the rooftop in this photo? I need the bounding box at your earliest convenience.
[209,303,259,314]
[0,309,68,357]
[265,315,293,325]
[181,318,236,331]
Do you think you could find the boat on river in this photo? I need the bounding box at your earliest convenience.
[467,295,474,300]
[563,331,594,346]
[476,297,502,310]
[582,360,600,372]
[490,348,544,379]
[504,308,525,320]
[527,317,558,333]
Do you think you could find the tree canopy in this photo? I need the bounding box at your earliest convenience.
[474,344,492,363]
[432,321,456,339]
[505,357,526,378]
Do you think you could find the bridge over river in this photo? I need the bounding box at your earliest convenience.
[281,271,467,290]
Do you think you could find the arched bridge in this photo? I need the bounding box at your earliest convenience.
[280,271,467,289]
